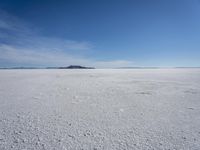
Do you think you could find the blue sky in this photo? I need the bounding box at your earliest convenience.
[0,0,200,68]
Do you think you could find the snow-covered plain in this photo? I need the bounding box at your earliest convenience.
[0,69,200,150]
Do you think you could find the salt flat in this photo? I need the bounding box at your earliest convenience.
[0,69,200,150]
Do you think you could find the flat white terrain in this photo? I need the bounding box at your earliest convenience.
[0,69,200,150]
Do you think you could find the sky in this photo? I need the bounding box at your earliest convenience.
[0,0,200,68]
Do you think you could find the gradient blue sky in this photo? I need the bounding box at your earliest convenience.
[0,0,200,68]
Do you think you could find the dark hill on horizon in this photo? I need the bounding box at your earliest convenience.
[47,65,95,69]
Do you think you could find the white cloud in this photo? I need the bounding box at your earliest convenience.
[0,44,90,66]
[0,44,134,68]
[0,20,11,30]
[0,10,134,68]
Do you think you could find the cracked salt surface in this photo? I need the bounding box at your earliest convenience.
[0,69,200,149]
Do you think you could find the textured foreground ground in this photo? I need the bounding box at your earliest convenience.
[0,69,200,150]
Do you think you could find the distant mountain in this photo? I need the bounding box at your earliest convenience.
[58,65,95,69]
[46,65,95,69]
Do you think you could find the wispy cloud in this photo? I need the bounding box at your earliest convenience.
[0,44,91,66]
[0,44,134,68]
[0,10,134,68]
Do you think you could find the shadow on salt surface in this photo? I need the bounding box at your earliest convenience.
[135,91,152,95]
[184,89,199,94]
